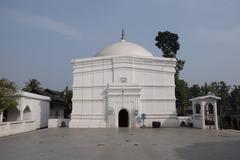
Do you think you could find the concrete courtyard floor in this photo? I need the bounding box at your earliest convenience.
[0,128,240,160]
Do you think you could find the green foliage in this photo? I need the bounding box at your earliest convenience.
[155,31,180,57]
[208,81,231,115]
[175,59,185,78]
[155,30,186,115]
[200,82,209,95]
[155,31,184,78]
[63,86,72,106]
[61,86,72,118]
[230,85,240,113]
[23,79,42,92]
[208,81,231,99]
[0,78,19,111]
[190,81,231,111]
[188,84,201,98]
[175,78,189,116]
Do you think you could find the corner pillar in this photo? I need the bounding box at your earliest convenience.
[20,109,24,121]
[214,101,219,130]
[201,102,205,129]
[192,102,195,122]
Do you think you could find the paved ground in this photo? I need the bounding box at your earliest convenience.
[0,128,240,160]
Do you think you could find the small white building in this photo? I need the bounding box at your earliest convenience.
[69,32,178,128]
[190,94,221,130]
[0,91,50,137]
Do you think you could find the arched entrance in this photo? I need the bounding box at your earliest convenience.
[4,108,20,122]
[205,103,215,126]
[118,109,129,127]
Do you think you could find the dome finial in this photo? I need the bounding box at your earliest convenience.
[121,28,126,42]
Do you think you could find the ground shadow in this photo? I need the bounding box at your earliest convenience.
[175,139,240,160]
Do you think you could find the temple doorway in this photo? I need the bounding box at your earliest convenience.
[118,109,129,127]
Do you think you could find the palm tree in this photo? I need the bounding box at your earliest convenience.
[23,79,41,92]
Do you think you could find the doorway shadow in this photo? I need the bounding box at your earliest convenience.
[119,109,129,127]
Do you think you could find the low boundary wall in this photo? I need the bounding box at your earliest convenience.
[0,120,35,137]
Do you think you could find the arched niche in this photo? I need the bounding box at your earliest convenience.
[208,103,214,114]
[194,103,201,114]
[6,107,21,122]
[23,106,32,121]
[204,103,214,126]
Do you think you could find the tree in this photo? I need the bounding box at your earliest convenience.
[155,31,185,77]
[155,31,187,115]
[206,81,231,129]
[175,60,185,78]
[23,79,42,92]
[230,85,240,114]
[175,78,189,116]
[208,81,230,108]
[0,79,19,111]
[155,31,180,57]
[188,84,202,98]
[61,86,72,118]
[200,82,209,95]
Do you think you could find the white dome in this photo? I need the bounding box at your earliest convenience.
[95,41,154,57]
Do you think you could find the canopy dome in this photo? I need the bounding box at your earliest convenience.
[95,40,154,57]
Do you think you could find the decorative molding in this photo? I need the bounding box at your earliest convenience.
[73,66,175,74]
[72,55,176,65]
[72,98,176,102]
[73,56,176,74]
[72,85,175,89]
[141,98,176,101]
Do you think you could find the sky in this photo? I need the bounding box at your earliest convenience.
[0,0,240,90]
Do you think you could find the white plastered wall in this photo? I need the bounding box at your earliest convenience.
[70,56,177,128]
[19,92,50,128]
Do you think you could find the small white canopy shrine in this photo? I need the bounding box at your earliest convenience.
[190,93,221,130]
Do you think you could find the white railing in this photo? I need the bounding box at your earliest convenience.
[0,120,35,137]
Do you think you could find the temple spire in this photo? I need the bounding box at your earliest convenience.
[121,28,126,42]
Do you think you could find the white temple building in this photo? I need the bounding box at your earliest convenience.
[69,31,178,128]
